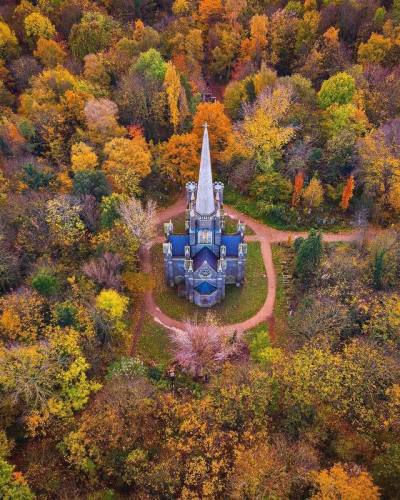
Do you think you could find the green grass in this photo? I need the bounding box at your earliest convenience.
[271,244,295,344]
[136,314,172,364]
[158,212,254,236]
[152,242,267,324]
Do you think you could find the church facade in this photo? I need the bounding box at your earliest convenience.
[163,124,247,308]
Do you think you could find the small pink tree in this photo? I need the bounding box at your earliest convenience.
[169,317,245,379]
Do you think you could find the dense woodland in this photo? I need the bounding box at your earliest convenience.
[0,0,400,498]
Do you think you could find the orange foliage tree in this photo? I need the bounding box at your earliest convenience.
[292,171,304,207]
[341,175,355,210]
[159,133,199,186]
[192,102,234,162]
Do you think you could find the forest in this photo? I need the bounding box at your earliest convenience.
[0,0,400,498]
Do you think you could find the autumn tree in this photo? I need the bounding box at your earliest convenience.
[163,62,181,131]
[311,464,379,500]
[192,102,234,162]
[159,133,199,186]
[0,21,20,61]
[71,142,98,172]
[34,38,66,68]
[24,12,56,46]
[239,85,295,169]
[103,136,152,196]
[341,175,355,210]
[118,197,157,248]
[292,171,304,206]
[303,177,324,210]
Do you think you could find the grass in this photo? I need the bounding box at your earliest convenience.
[158,212,254,236]
[151,241,267,324]
[136,313,172,364]
[271,244,296,344]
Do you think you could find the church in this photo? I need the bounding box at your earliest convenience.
[163,124,247,308]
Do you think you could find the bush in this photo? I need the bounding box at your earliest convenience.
[32,269,60,297]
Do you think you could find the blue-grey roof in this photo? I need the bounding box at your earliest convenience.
[221,234,242,256]
[169,235,189,256]
[195,282,217,295]
[193,247,217,270]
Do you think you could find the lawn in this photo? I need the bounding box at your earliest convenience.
[158,212,254,236]
[151,241,267,324]
[136,313,172,364]
[271,243,295,345]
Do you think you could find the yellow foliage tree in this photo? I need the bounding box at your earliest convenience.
[303,177,324,210]
[34,38,66,68]
[24,12,56,45]
[311,464,380,500]
[71,142,98,172]
[103,136,152,196]
[164,62,181,131]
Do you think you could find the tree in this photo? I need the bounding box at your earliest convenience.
[163,62,181,131]
[193,102,234,162]
[0,458,34,499]
[46,195,85,246]
[133,48,167,83]
[34,38,66,68]
[71,142,98,172]
[358,33,392,65]
[68,11,119,59]
[83,53,110,89]
[96,289,128,320]
[159,133,199,186]
[198,0,223,23]
[83,253,123,290]
[32,268,60,297]
[84,98,124,143]
[318,72,356,109]
[169,319,245,378]
[0,21,20,61]
[103,136,152,196]
[373,444,400,498]
[24,12,56,45]
[292,171,304,206]
[295,229,323,283]
[341,175,355,210]
[239,85,295,169]
[311,464,379,500]
[118,197,157,248]
[72,170,110,201]
[303,177,323,209]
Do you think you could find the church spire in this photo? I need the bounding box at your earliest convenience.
[195,123,215,216]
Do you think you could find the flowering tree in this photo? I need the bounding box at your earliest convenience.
[169,318,245,378]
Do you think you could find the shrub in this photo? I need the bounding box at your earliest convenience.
[32,269,60,297]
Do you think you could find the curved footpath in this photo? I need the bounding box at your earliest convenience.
[141,196,362,336]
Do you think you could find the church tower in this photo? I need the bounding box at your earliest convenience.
[163,123,247,307]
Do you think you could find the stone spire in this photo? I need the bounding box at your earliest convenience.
[195,123,215,216]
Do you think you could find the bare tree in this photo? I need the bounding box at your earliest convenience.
[169,318,245,379]
[119,197,157,248]
[83,252,123,289]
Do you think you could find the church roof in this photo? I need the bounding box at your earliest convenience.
[221,234,242,256]
[169,234,189,256]
[195,123,215,216]
[195,282,217,295]
[193,247,217,270]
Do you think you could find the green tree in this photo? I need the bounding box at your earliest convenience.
[72,170,110,201]
[0,458,35,499]
[133,48,167,82]
[318,72,356,109]
[295,229,323,283]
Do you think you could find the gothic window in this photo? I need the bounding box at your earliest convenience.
[198,230,212,244]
